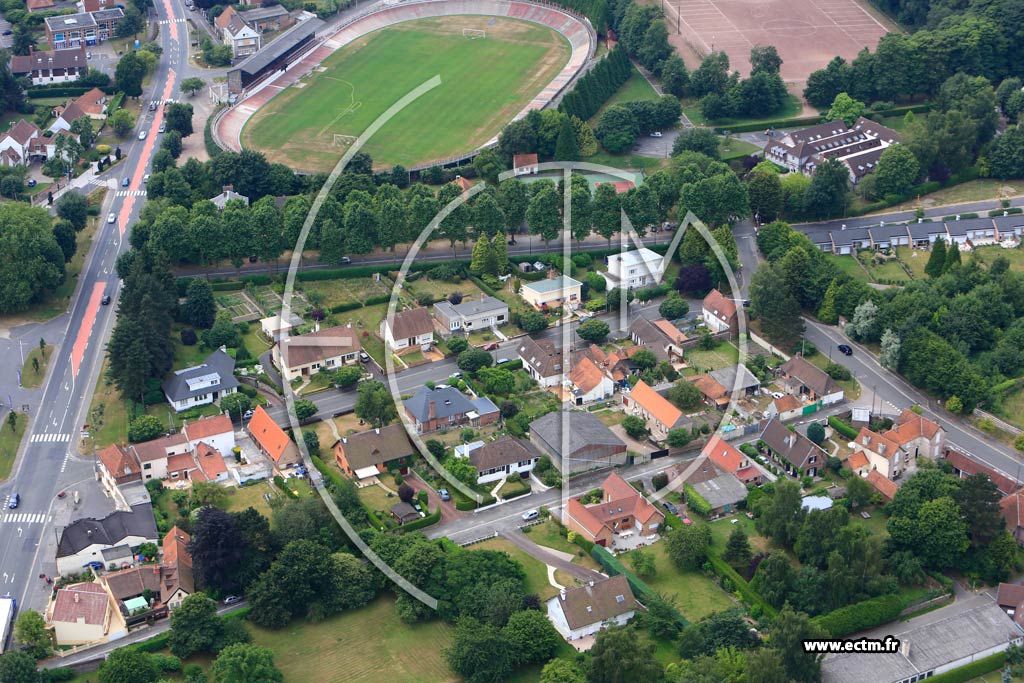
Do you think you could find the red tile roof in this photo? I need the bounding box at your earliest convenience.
[996,582,1024,610]
[162,526,191,568]
[97,444,140,481]
[846,451,869,470]
[183,414,233,443]
[688,374,729,404]
[568,472,663,537]
[569,356,607,394]
[1002,490,1024,533]
[946,449,1019,496]
[51,583,108,626]
[866,470,897,501]
[702,435,746,474]
[513,153,538,168]
[194,442,227,480]
[702,288,737,322]
[628,380,684,430]
[854,427,900,459]
[247,406,292,463]
[890,409,941,442]
[773,394,801,413]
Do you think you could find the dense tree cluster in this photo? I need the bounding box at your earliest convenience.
[0,202,67,314]
[557,45,632,122]
[691,47,789,121]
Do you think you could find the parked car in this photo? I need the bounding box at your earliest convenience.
[8,494,18,509]
[158,122,166,133]
[26,178,36,187]
[483,342,499,351]
[771,391,785,399]
[521,509,539,522]
[496,357,510,365]
[650,131,663,137]
[107,212,116,224]
[359,351,371,363]
[143,174,150,184]
[242,409,254,420]
[663,502,679,515]
[101,295,111,306]
[438,489,450,501]
[838,344,853,356]
[83,561,103,570]
[223,595,243,605]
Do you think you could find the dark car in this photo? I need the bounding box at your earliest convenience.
[663,501,679,515]
[1,30,12,36]
[26,178,36,187]
[8,493,18,509]
[101,295,111,306]
[838,344,853,356]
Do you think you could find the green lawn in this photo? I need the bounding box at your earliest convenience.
[718,137,760,161]
[861,252,911,283]
[849,506,890,539]
[993,385,1024,430]
[619,542,736,622]
[302,276,395,310]
[19,344,53,389]
[805,352,861,401]
[525,520,601,570]
[825,254,870,283]
[250,596,458,683]
[474,537,559,600]
[590,67,660,123]
[243,16,570,170]
[684,340,740,372]
[86,357,131,448]
[707,95,804,128]
[225,481,281,519]
[896,246,930,279]
[0,413,28,481]
[973,245,1024,273]
[330,302,389,365]
[405,275,484,304]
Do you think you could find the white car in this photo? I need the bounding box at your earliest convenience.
[158,122,166,133]
[650,131,663,138]
[143,173,150,184]
[107,212,116,224]
[138,130,147,140]
[771,391,785,399]
[521,509,540,522]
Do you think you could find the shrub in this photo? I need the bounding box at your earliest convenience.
[828,416,858,440]
[812,590,930,637]
[683,483,712,517]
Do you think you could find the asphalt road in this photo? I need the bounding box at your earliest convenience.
[0,0,190,611]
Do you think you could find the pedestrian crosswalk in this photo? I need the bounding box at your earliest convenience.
[157,18,186,24]
[30,433,71,444]
[116,190,147,197]
[1,512,48,525]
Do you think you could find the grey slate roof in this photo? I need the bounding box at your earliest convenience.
[529,411,625,459]
[404,386,475,422]
[232,17,324,77]
[690,472,748,509]
[709,364,760,392]
[433,296,508,320]
[57,503,158,558]
[161,349,239,403]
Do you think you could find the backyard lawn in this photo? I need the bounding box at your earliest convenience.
[330,302,389,364]
[896,246,930,279]
[861,253,911,283]
[301,276,395,310]
[684,340,740,372]
[619,542,736,622]
[825,254,870,283]
[0,412,27,481]
[405,275,484,304]
[473,537,559,600]
[718,137,760,161]
[225,481,281,519]
[973,245,1024,273]
[250,596,458,683]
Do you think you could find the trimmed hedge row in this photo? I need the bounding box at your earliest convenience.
[706,554,777,619]
[205,103,226,158]
[469,275,498,298]
[27,84,114,98]
[273,475,298,498]
[399,506,441,532]
[683,483,711,517]
[812,588,930,637]
[828,416,859,440]
[925,652,1005,683]
[211,281,245,292]
[454,492,497,511]
[590,546,688,626]
[990,207,1023,217]
[713,104,932,134]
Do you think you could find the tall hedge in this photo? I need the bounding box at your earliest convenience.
[828,416,859,440]
[706,554,777,619]
[558,45,631,121]
[924,652,1006,683]
[812,588,932,637]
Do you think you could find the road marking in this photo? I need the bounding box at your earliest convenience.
[29,433,72,443]
[60,452,71,473]
[1,513,47,525]
[115,190,147,197]
[157,18,186,24]
[70,282,106,377]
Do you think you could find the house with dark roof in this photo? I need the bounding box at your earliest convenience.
[468,435,540,485]
[403,385,498,433]
[777,356,844,405]
[709,364,760,396]
[47,582,118,645]
[11,46,87,85]
[238,3,294,32]
[162,348,239,413]
[565,472,664,547]
[380,307,434,352]
[762,117,900,185]
[333,423,414,481]
[529,411,626,474]
[45,11,98,49]
[390,501,420,525]
[518,336,565,387]
[546,575,638,644]
[996,582,1024,618]
[621,380,690,442]
[247,405,300,468]
[433,295,509,336]
[628,317,686,363]
[701,289,738,335]
[759,417,824,477]
[56,503,159,576]
[273,323,360,382]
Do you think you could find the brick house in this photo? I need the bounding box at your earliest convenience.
[564,472,664,547]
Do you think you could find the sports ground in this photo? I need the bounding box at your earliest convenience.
[662,0,892,88]
[241,17,570,171]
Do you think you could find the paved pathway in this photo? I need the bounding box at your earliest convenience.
[500,529,605,584]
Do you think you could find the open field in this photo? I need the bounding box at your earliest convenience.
[862,179,1023,215]
[718,137,760,160]
[620,541,736,622]
[302,276,394,310]
[243,16,570,171]
[250,596,457,683]
[862,253,911,283]
[590,67,660,123]
[973,245,1024,273]
[0,412,28,481]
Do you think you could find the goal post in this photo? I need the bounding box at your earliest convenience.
[462,28,486,39]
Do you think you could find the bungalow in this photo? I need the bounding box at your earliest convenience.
[56,503,159,576]
[390,501,420,525]
[546,575,638,644]
[247,405,300,468]
[518,336,565,387]
[759,417,823,477]
[11,46,88,86]
[273,323,360,382]
[701,434,766,485]
[433,295,509,336]
[520,275,582,310]
[621,380,690,441]
[529,411,626,474]
[566,356,614,405]
[776,356,844,405]
[381,307,434,353]
[48,582,117,645]
[701,289,738,335]
[603,248,664,290]
[469,435,540,485]
[161,348,239,413]
[512,153,539,176]
[628,317,686,363]
[333,423,414,481]
[403,385,499,433]
[564,472,664,547]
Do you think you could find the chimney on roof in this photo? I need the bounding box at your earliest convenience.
[74,593,80,603]
[223,185,233,193]
[428,399,436,421]
[560,588,566,600]
[375,427,380,435]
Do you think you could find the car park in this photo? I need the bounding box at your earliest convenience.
[838,344,853,356]
[521,509,539,522]
[107,212,116,224]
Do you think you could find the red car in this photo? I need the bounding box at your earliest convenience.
[483,342,499,351]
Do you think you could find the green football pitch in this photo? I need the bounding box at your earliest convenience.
[241,16,570,171]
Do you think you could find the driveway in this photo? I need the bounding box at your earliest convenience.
[405,469,460,524]
[501,530,605,584]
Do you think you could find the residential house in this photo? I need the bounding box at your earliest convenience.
[679,459,748,516]
[56,503,159,576]
[628,317,686,363]
[11,46,87,85]
[702,435,766,486]
[273,323,360,382]
[0,119,48,166]
[211,185,249,209]
[996,583,1024,618]
[160,526,193,611]
[433,295,508,336]
[866,469,898,502]
[216,5,261,58]
[546,575,638,644]
[181,414,235,459]
[852,427,905,480]
[518,336,564,387]
[97,444,143,497]
[238,4,294,32]
[260,312,303,343]
[603,248,664,290]
[50,87,109,134]
[247,405,300,468]
[564,472,664,546]
[333,423,414,481]
[101,565,163,616]
[126,432,190,481]
[529,411,627,474]
[512,153,539,175]
[709,364,760,396]
[765,394,803,421]
[28,0,55,11]
[888,409,944,460]
[47,582,117,645]
[81,0,113,11]
[777,356,844,405]
[701,289,738,335]
[945,448,1019,496]
[469,435,540,485]
[380,307,434,353]
[520,275,582,310]
[844,450,871,477]
[161,348,239,412]
[688,374,730,409]
[566,356,614,405]
[403,385,499,433]
[390,502,420,525]
[621,380,690,442]
[759,417,823,477]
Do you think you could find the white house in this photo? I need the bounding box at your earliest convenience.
[512,153,539,176]
[182,414,235,456]
[517,336,564,388]
[433,296,509,336]
[11,46,88,86]
[701,289,738,335]
[603,248,664,290]
[216,5,261,57]
[0,119,48,167]
[273,323,361,382]
[260,312,303,343]
[55,504,159,576]
[546,575,638,645]
[566,356,615,405]
[520,275,582,310]
[468,436,540,485]
[380,307,434,352]
[161,349,239,413]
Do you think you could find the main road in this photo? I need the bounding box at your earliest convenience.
[0,0,191,611]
